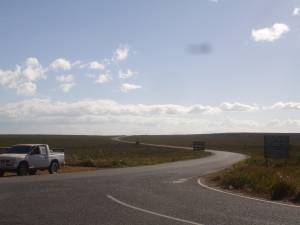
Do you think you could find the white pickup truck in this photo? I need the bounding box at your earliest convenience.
[0,144,65,176]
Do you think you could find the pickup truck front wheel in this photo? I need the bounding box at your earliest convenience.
[29,169,37,175]
[17,162,29,176]
[48,161,59,174]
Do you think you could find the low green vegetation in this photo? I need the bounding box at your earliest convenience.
[126,133,300,203]
[0,135,210,169]
[212,156,300,202]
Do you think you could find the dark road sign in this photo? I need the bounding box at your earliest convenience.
[193,141,206,151]
[264,135,289,159]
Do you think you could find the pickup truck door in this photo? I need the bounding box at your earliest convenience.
[28,145,49,169]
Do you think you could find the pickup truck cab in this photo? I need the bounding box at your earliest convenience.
[0,144,65,176]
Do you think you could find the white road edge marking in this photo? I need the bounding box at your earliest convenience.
[172,178,189,184]
[197,178,300,209]
[107,195,204,225]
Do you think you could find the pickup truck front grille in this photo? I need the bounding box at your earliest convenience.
[0,160,11,168]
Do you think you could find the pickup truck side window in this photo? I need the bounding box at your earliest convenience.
[39,146,47,155]
[31,146,40,155]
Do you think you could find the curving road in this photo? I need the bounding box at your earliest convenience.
[0,138,299,225]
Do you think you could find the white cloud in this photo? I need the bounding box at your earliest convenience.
[80,61,105,70]
[55,74,75,93]
[16,82,37,96]
[59,83,75,93]
[119,69,136,79]
[188,105,221,115]
[0,67,19,89]
[95,73,111,84]
[219,102,259,112]
[120,83,142,93]
[0,57,45,96]
[265,119,300,132]
[56,74,74,83]
[50,58,71,70]
[113,46,129,61]
[89,61,105,70]
[265,102,300,110]
[293,8,300,16]
[23,58,46,81]
[72,60,82,67]
[252,23,290,42]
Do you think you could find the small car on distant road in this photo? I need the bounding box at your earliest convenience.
[0,144,65,176]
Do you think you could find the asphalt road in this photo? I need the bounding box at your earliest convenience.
[0,139,299,225]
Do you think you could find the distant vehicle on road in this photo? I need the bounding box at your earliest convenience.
[0,144,65,176]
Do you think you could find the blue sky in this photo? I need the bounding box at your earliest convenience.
[0,0,300,134]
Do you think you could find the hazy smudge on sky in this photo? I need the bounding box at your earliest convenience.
[187,43,213,55]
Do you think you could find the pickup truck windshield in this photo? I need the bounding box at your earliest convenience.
[7,146,32,154]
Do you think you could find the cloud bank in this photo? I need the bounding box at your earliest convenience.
[0,99,221,135]
[0,99,258,120]
[0,99,299,134]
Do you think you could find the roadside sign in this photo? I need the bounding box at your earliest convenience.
[264,135,289,159]
[193,141,206,151]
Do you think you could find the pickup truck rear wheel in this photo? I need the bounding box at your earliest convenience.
[48,161,59,174]
[17,162,29,176]
[0,170,5,177]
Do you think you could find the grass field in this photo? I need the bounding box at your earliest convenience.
[125,133,300,153]
[125,133,300,203]
[0,135,210,171]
